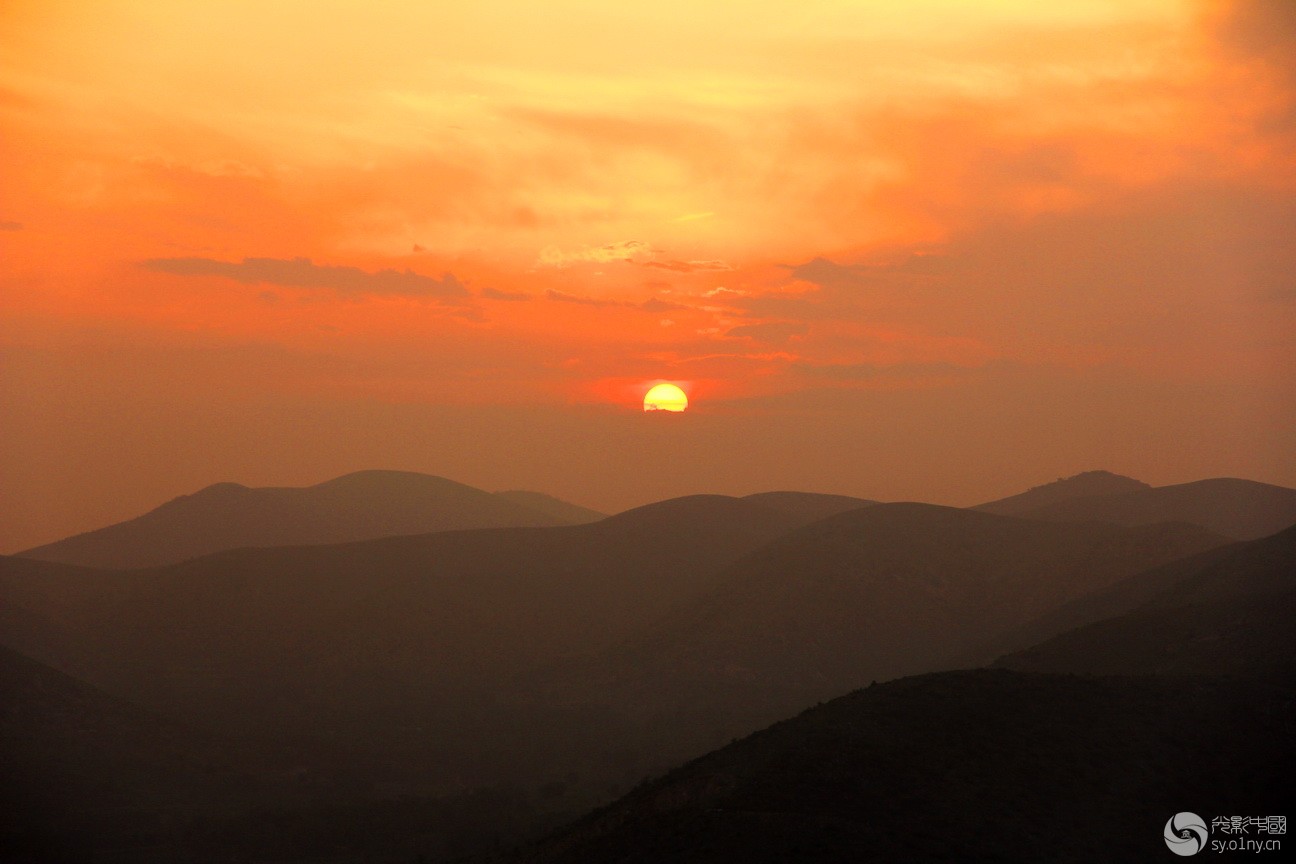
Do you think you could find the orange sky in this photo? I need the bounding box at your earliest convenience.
[2,0,1294,549]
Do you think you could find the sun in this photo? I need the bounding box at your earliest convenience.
[643,382,688,412]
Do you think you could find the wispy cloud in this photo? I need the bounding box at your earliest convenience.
[0,220,22,231]
[795,361,972,380]
[537,240,651,268]
[640,297,686,312]
[644,258,732,273]
[788,254,951,288]
[141,256,471,300]
[725,321,809,342]
[546,289,686,312]
[546,288,617,307]
[480,286,532,301]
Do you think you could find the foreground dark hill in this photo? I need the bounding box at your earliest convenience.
[523,504,1226,752]
[503,671,1294,864]
[0,556,160,676]
[504,520,1296,864]
[974,469,1150,515]
[0,644,257,862]
[1018,477,1296,540]
[1000,522,1296,677]
[0,644,562,864]
[17,470,606,569]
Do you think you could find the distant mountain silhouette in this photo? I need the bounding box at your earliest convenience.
[740,491,878,523]
[1017,477,1296,540]
[974,469,1149,515]
[999,522,1296,676]
[4,484,1290,863]
[495,490,606,525]
[17,470,604,569]
[0,495,812,772]
[504,670,1293,864]
[520,504,1226,756]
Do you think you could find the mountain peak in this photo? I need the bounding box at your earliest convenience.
[16,471,592,569]
[974,471,1149,516]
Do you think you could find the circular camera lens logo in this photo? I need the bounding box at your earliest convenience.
[1164,812,1209,856]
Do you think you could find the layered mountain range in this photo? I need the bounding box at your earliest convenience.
[2,469,1293,862]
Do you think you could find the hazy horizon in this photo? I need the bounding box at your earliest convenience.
[5,457,1293,554]
[3,1,1294,548]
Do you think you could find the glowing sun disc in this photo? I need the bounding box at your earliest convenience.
[644,383,688,412]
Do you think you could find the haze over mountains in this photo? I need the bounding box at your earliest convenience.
[973,468,1151,515]
[3,468,1295,862]
[518,504,1226,754]
[974,470,1296,540]
[17,470,607,569]
[505,518,1296,864]
[1000,522,1296,678]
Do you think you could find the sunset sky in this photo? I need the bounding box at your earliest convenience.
[2,0,1293,550]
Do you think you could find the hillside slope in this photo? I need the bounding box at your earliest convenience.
[503,670,1293,864]
[973,470,1149,515]
[521,504,1227,755]
[0,496,809,781]
[999,523,1296,676]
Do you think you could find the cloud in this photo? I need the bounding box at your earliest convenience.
[1266,286,1296,302]
[546,288,617,307]
[545,289,686,312]
[789,253,951,287]
[731,292,836,320]
[795,361,972,380]
[140,256,471,300]
[480,286,531,301]
[725,321,809,342]
[639,297,686,312]
[644,259,732,273]
[537,240,650,268]
[536,242,731,274]
[1214,0,1296,79]
[0,221,22,231]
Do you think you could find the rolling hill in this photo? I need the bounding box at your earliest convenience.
[4,486,1288,863]
[999,522,1296,676]
[16,470,606,569]
[739,491,877,524]
[501,671,1294,864]
[499,523,1296,863]
[0,644,253,862]
[0,495,813,776]
[518,504,1228,757]
[973,470,1149,515]
[495,490,607,525]
[1017,477,1296,540]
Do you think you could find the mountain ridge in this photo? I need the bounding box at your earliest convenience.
[974,470,1150,515]
[16,470,606,569]
[1017,477,1296,540]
